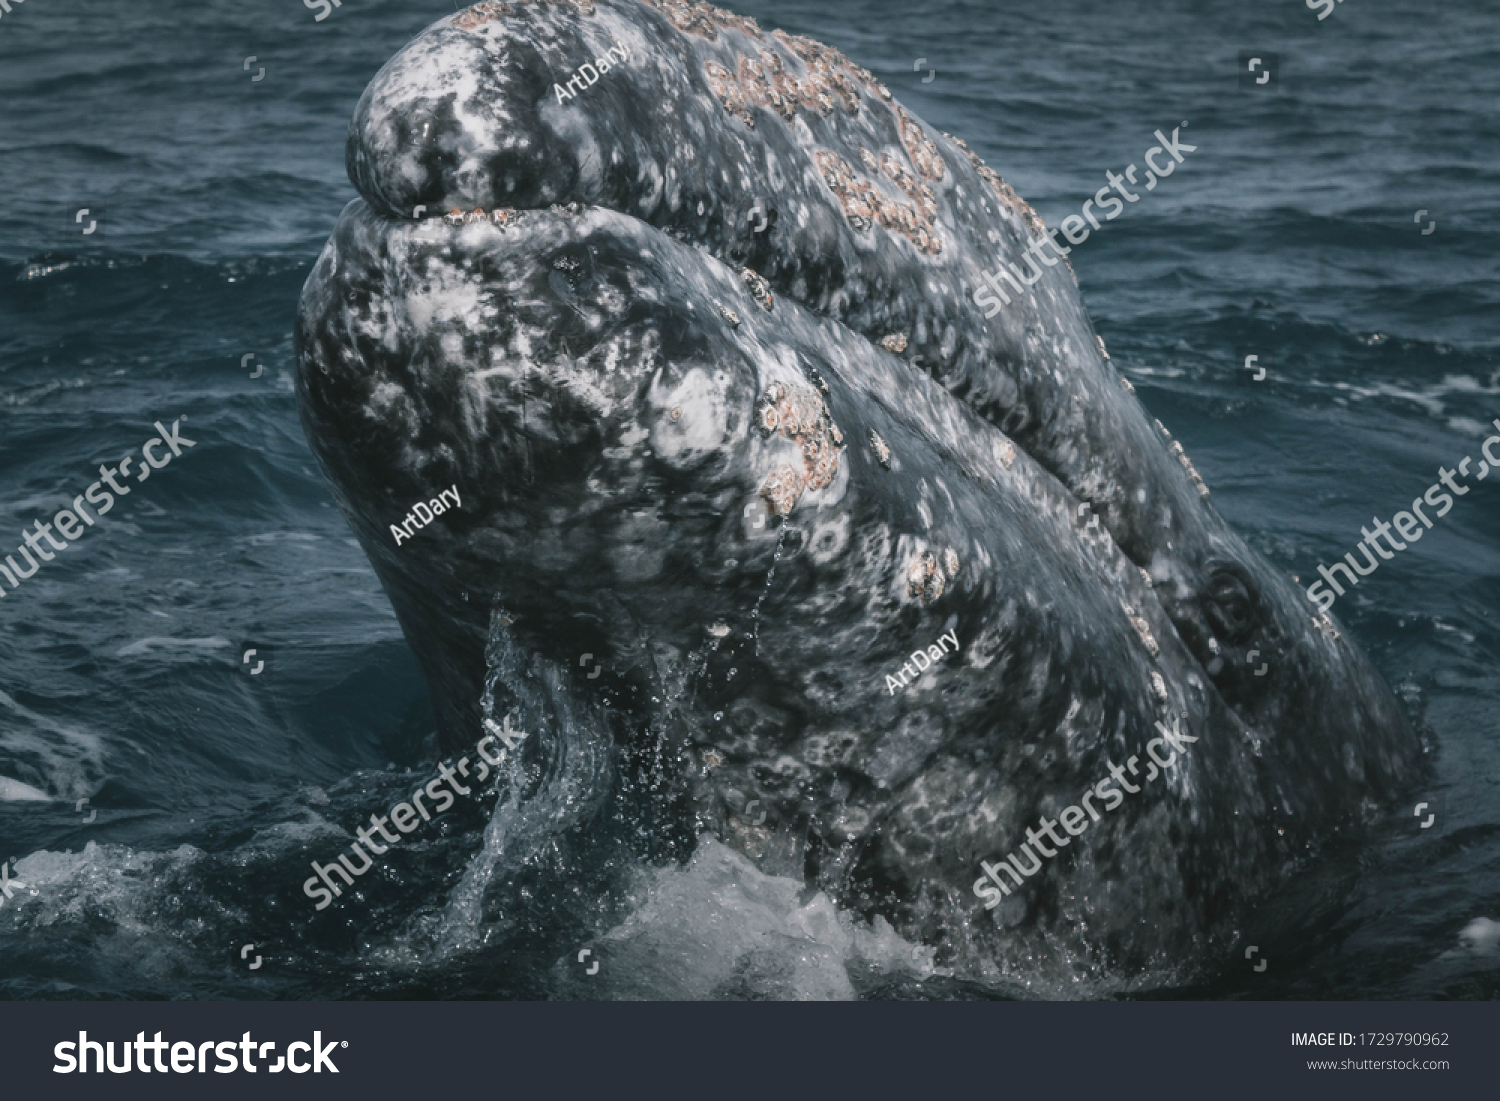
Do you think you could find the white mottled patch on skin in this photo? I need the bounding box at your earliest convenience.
[636,159,665,210]
[539,98,606,191]
[404,260,494,333]
[808,512,851,565]
[603,422,650,464]
[648,367,730,468]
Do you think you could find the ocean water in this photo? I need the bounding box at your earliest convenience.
[1,0,1497,1000]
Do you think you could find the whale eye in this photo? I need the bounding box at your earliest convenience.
[1204,566,1257,642]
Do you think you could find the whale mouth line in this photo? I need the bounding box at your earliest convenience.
[392,190,1191,704]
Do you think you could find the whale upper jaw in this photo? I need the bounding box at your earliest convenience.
[296,0,1421,980]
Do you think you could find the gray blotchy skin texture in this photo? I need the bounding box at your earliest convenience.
[297,0,1420,980]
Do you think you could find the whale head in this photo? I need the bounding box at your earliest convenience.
[296,0,1420,983]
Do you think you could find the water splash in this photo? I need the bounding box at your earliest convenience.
[387,604,615,960]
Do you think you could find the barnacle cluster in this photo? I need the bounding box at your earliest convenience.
[753,381,845,516]
[1120,600,1160,658]
[896,107,944,181]
[947,133,1048,239]
[452,0,597,30]
[907,547,959,605]
[641,0,762,40]
[1153,419,1211,499]
[740,267,773,311]
[452,1,511,29]
[442,206,525,228]
[813,149,941,255]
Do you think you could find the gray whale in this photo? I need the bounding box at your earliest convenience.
[295,0,1420,978]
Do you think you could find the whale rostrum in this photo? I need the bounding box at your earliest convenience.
[296,0,1420,979]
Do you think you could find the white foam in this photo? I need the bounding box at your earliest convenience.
[0,775,52,802]
[1458,917,1500,951]
[113,636,232,657]
[590,837,933,999]
[0,689,105,801]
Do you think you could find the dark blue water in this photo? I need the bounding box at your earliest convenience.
[1,0,1497,999]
